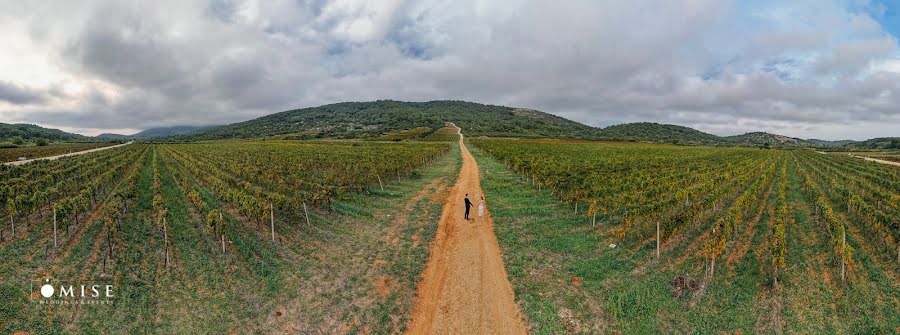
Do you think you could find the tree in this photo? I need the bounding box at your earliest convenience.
[11,136,24,145]
[35,138,48,146]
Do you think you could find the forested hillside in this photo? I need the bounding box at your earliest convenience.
[0,123,86,142]
[598,122,722,144]
[157,100,894,149]
[184,100,598,140]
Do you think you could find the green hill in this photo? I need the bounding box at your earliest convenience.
[0,123,87,142]
[598,122,722,144]
[805,139,858,147]
[166,100,894,148]
[185,100,598,140]
[725,132,814,147]
[842,137,900,149]
[98,126,218,140]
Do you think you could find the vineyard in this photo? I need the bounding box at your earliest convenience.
[2,133,897,333]
[0,140,454,333]
[470,138,898,333]
[421,126,461,142]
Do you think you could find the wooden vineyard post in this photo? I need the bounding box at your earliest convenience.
[377,174,384,191]
[574,202,578,215]
[220,212,225,253]
[164,217,169,268]
[303,202,311,228]
[773,265,778,288]
[270,202,275,242]
[656,222,661,259]
[10,214,14,236]
[841,229,846,283]
[53,207,58,248]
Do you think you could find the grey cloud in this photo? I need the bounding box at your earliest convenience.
[65,21,188,89]
[0,81,50,105]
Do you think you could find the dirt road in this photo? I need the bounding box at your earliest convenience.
[3,141,133,166]
[407,127,527,334]
[849,154,900,167]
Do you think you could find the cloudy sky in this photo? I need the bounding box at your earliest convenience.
[1,0,899,139]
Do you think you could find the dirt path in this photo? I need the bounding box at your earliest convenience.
[848,154,900,167]
[3,141,133,166]
[407,126,527,334]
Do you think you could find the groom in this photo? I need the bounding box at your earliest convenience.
[464,194,472,220]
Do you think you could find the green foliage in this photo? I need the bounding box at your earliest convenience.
[10,136,24,145]
[34,138,48,146]
[206,209,225,236]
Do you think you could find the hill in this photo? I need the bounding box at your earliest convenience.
[156,100,894,148]
[132,125,216,138]
[806,139,858,147]
[842,137,900,149]
[725,132,814,147]
[593,124,873,148]
[96,133,130,140]
[98,126,217,140]
[0,123,86,142]
[185,100,598,140]
[598,122,722,144]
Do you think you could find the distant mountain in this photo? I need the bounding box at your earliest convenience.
[842,137,900,150]
[96,125,218,140]
[131,126,216,139]
[0,123,87,142]
[598,122,722,144]
[96,133,130,139]
[70,100,893,148]
[725,132,814,147]
[806,139,858,147]
[185,100,598,140]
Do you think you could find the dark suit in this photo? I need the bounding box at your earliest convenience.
[464,197,472,219]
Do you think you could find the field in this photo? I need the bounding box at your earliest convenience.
[0,140,455,333]
[470,138,899,333]
[0,143,114,163]
[2,134,897,334]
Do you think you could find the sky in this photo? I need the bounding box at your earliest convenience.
[0,0,899,140]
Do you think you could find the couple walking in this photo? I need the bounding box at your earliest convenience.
[464,193,485,223]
